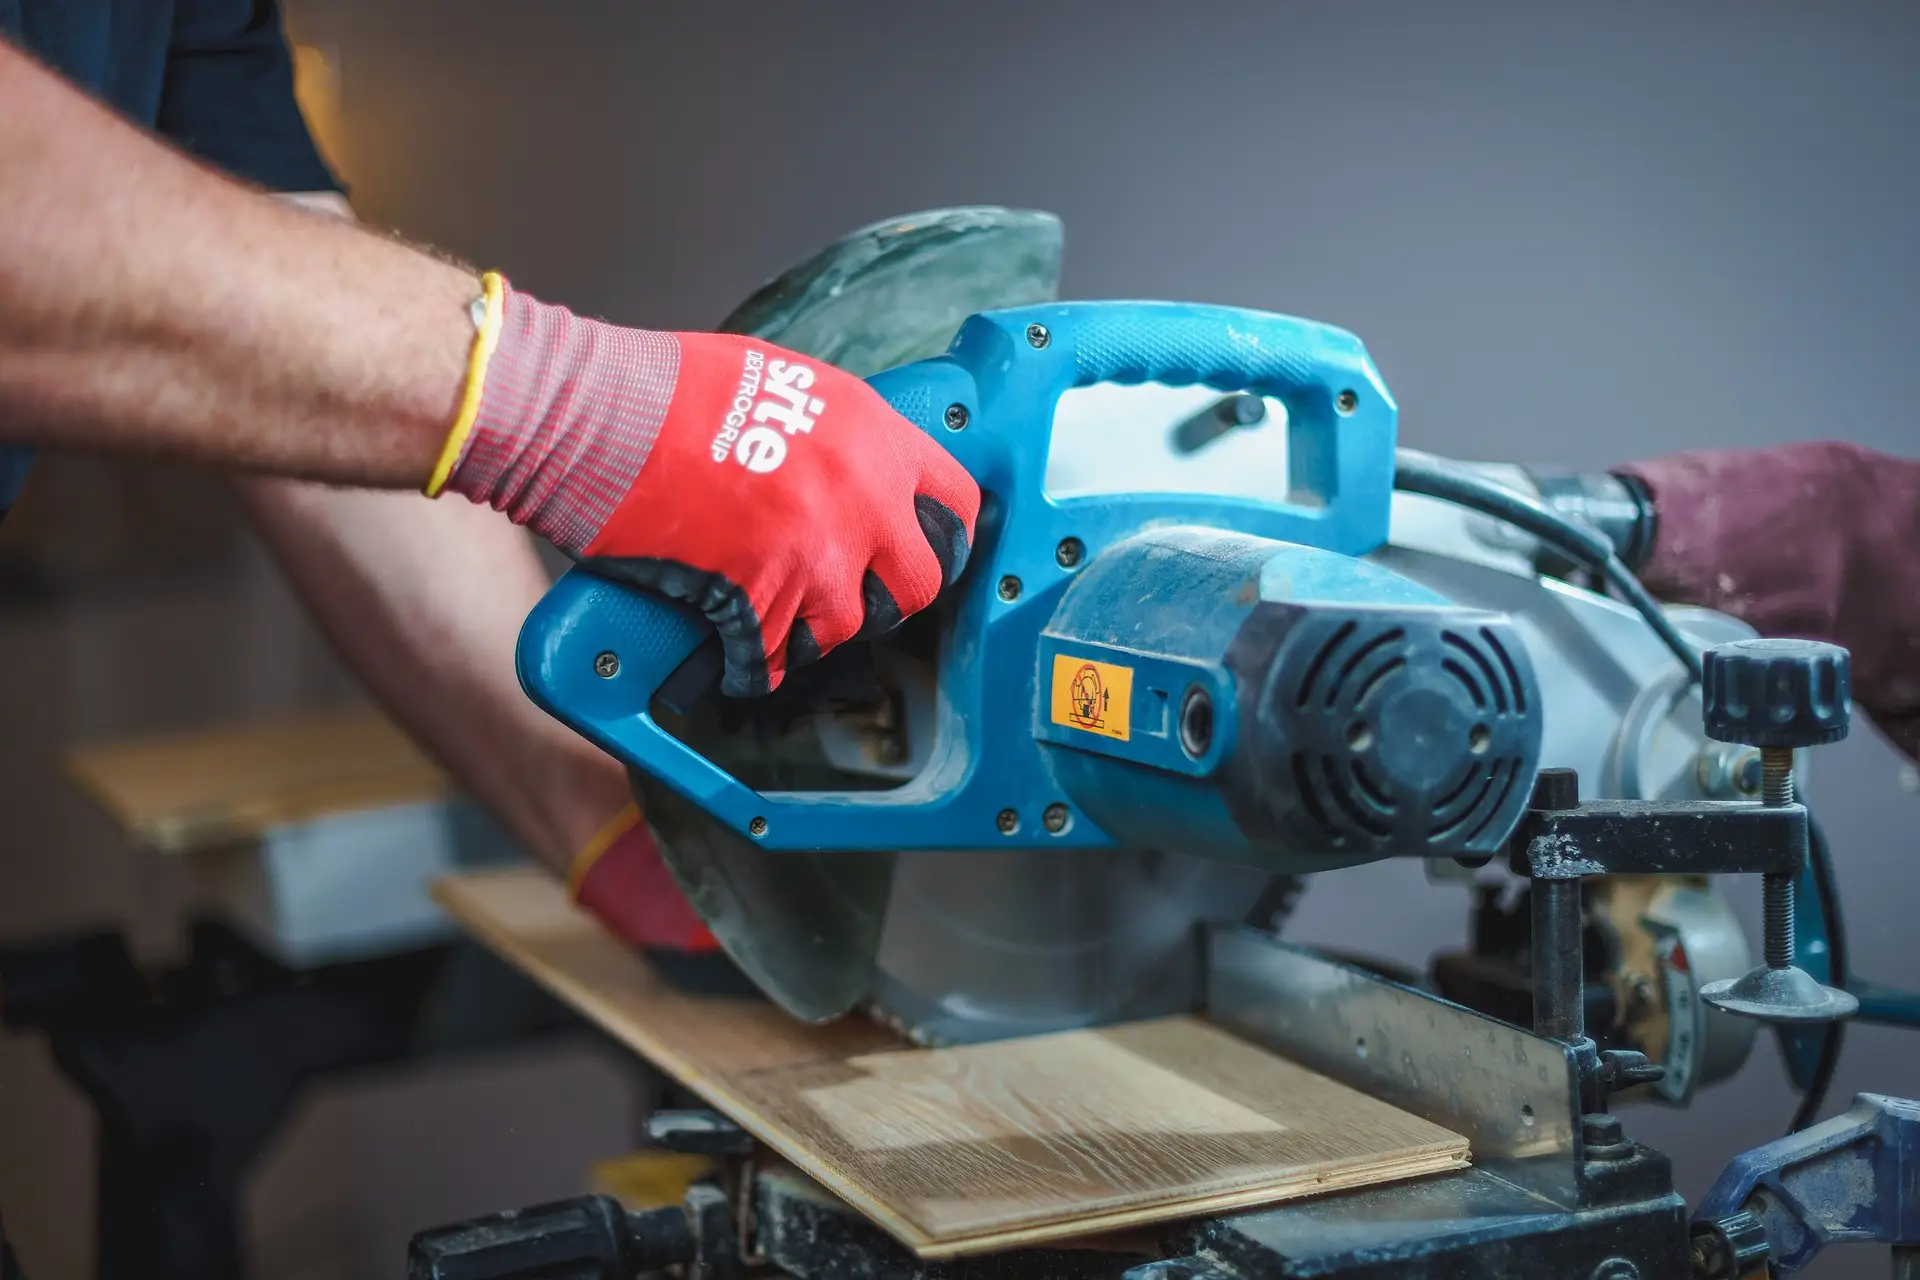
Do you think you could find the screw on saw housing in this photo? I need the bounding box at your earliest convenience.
[1697,638,1858,1024]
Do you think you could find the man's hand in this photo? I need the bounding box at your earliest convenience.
[1614,441,1920,762]
[437,280,980,695]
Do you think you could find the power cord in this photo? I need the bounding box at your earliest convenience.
[1392,450,1702,683]
[1392,448,1845,1134]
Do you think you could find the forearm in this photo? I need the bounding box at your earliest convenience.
[234,191,630,875]
[0,39,472,485]
[235,478,634,872]
[1615,442,1920,760]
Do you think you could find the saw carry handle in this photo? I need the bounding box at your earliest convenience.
[516,300,1398,852]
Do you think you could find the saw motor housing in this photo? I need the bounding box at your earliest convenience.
[518,301,1544,873]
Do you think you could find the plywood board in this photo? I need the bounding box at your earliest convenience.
[432,868,1470,1259]
[65,704,448,853]
[431,866,898,1082]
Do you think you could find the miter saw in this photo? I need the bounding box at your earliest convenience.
[518,209,1771,1087]
[416,209,1920,1278]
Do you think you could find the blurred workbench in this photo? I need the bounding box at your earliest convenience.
[64,703,519,966]
[7,703,595,1280]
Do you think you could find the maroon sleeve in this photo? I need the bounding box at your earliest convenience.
[1613,442,1920,761]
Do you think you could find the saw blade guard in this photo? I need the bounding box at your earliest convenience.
[517,301,1448,861]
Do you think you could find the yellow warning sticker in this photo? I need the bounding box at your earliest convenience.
[1050,654,1134,742]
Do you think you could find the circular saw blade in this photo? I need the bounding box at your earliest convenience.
[718,206,1064,377]
[869,848,1289,1046]
[645,205,1300,1034]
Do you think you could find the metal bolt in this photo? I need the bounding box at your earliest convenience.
[1336,389,1359,414]
[943,403,969,431]
[1760,746,1795,971]
[997,575,1022,602]
[996,808,1019,835]
[1043,803,1070,833]
[1581,1114,1627,1156]
[1055,537,1084,569]
[594,651,621,678]
[1698,744,1765,799]
[1026,323,1051,349]
[748,816,768,837]
[1760,746,1794,807]
[1762,875,1795,970]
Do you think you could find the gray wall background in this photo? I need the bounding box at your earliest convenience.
[2,0,1916,1275]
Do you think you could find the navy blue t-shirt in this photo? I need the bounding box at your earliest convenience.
[0,0,342,518]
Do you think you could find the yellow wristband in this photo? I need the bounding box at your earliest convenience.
[424,269,506,498]
[566,802,643,899]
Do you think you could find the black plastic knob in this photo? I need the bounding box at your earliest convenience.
[646,1108,754,1157]
[1702,638,1851,748]
[407,1195,692,1280]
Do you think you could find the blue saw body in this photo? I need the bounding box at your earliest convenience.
[517,302,1545,872]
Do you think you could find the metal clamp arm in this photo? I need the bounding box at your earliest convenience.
[1692,1093,1920,1276]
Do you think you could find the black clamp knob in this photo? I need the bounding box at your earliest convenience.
[1702,638,1851,748]
[1688,1210,1770,1279]
[406,1194,694,1280]
[646,1109,755,1158]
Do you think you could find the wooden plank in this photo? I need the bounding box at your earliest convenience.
[431,868,1470,1259]
[65,704,448,853]
[730,1016,1469,1256]
[430,866,899,1083]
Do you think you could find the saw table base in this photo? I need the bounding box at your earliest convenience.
[429,868,1467,1259]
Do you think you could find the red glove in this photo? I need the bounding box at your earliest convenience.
[568,804,760,996]
[568,804,715,951]
[430,273,980,696]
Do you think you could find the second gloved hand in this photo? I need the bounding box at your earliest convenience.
[431,274,981,696]
[569,804,759,996]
